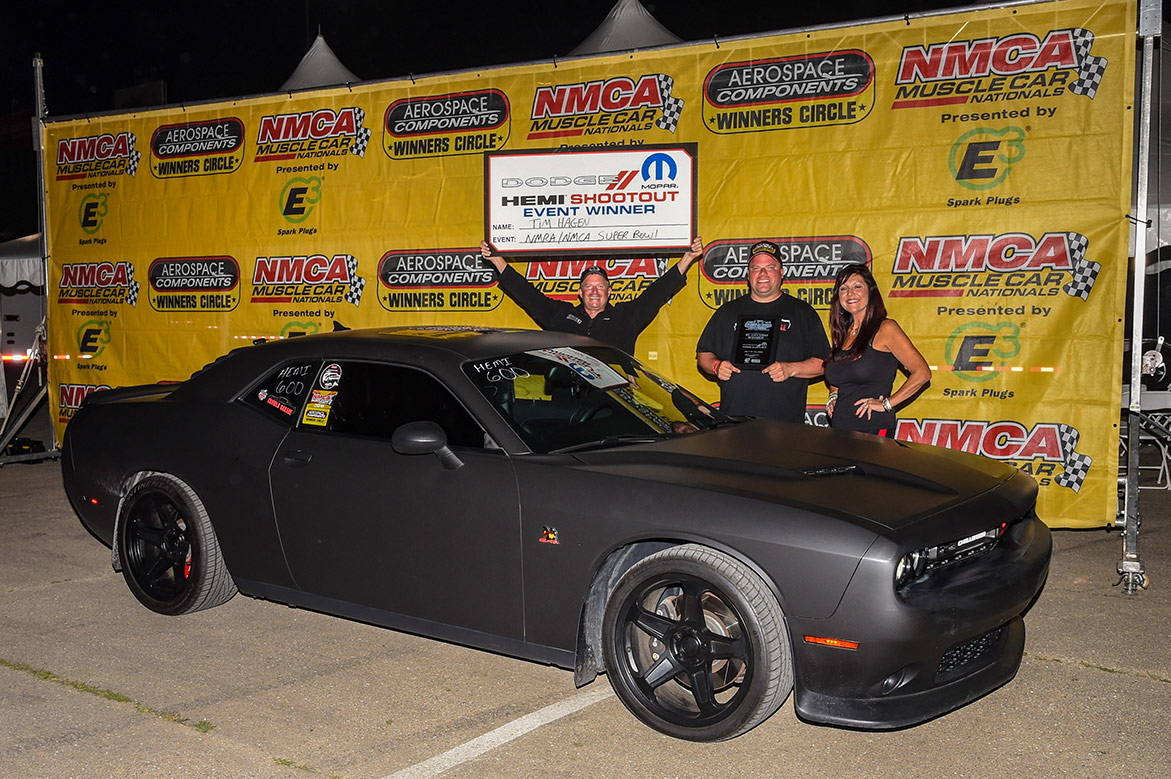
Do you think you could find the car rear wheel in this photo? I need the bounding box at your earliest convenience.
[117,474,237,615]
[601,544,792,741]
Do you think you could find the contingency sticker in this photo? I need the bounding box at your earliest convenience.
[319,363,343,389]
[527,348,628,389]
[301,389,336,427]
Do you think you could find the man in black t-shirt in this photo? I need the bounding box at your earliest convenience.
[696,240,829,422]
[480,238,704,356]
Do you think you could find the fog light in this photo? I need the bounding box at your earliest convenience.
[881,666,917,695]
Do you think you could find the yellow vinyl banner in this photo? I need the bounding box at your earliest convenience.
[43,0,1136,528]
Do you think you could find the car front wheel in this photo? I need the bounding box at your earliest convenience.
[601,544,793,741]
[116,473,237,615]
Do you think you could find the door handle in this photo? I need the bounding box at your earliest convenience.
[282,449,312,466]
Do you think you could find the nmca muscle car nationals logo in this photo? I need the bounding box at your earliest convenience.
[520,257,665,303]
[889,231,1099,301]
[892,27,1107,110]
[377,249,502,312]
[58,383,111,423]
[57,262,140,306]
[250,254,366,306]
[253,107,371,163]
[150,118,245,178]
[56,132,141,180]
[384,89,511,160]
[702,50,875,133]
[148,256,240,312]
[699,237,872,310]
[897,417,1091,492]
[527,73,683,142]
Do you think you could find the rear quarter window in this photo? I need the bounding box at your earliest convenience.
[239,359,320,424]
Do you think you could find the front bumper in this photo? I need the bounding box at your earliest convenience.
[788,514,1051,729]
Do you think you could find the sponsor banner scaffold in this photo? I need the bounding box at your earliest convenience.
[41,0,1136,527]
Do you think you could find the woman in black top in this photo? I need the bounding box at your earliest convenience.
[823,264,931,436]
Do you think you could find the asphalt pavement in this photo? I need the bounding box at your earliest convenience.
[1,404,1168,778]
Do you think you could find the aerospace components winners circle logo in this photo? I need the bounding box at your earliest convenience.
[703,50,875,133]
[150,118,245,178]
[147,256,240,312]
[384,89,511,159]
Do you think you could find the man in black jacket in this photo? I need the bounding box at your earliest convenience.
[479,237,704,356]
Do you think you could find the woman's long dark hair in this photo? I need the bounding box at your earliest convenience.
[827,263,887,360]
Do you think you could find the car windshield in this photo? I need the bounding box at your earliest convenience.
[463,346,731,454]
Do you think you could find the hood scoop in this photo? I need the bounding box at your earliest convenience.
[801,464,862,478]
[799,460,956,495]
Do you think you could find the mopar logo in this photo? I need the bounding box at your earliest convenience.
[950,127,1026,190]
[641,152,676,182]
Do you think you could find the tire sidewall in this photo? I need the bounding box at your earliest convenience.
[601,544,790,742]
[117,474,217,615]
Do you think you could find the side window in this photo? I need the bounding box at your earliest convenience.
[299,361,484,448]
[240,359,320,425]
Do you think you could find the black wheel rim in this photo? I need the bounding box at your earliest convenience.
[614,573,753,728]
[124,493,193,601]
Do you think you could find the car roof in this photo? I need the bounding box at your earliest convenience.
[175,326,609,400]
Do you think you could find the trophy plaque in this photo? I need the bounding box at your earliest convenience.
[732,316,778,367]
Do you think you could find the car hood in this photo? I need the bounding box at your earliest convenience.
[567,419,1034,533]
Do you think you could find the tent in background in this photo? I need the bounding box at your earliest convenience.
[0,233,44,417]
[0,233,42,291]
[570,0,682,56]
[280,34,360,91]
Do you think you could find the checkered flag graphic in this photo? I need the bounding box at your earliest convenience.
[1062,231,1099,301]
[124,262,140,306]
[655,74,684,133]
[1069,28,1107,99]
[1054,423,1092,493]
[343,255,365,305]
[350,108,371,157]
[124,134,141,176]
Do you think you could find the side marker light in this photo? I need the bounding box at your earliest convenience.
[804,635,860,650]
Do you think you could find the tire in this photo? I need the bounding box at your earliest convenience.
[116,474,237,615]
[601,544,793,741]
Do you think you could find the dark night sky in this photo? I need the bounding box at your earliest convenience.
[0,0,997,241]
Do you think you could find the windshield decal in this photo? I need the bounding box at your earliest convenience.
[526,348,629,389]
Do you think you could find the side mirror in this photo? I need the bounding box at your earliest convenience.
[391,421,463,470]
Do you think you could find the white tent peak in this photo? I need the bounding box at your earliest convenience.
[0,233,43,289]
[280,34,360,92]
[570,0,683,56]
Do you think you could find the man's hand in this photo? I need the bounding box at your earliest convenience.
[479,241,507,273]
[714,359,739,381]
[677,236,705,274]
[763,362,796,382]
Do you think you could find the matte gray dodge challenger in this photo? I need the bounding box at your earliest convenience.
[62,327,1051,741]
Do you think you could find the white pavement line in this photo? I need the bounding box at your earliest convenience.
[384,685,613,779]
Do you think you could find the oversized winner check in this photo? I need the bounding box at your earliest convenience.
[485,145,696,256]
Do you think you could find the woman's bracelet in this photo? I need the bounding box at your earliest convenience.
[881,396,892,412]
[826,391,838,410]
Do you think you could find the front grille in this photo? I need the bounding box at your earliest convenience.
[936,625,1005,681]
[923,529,1003,574]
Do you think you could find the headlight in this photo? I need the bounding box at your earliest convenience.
[894,521,1013,590]
[894,549,927,588]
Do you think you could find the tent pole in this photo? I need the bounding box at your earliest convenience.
[32,54,57,453]
[1120,3,1160,595]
